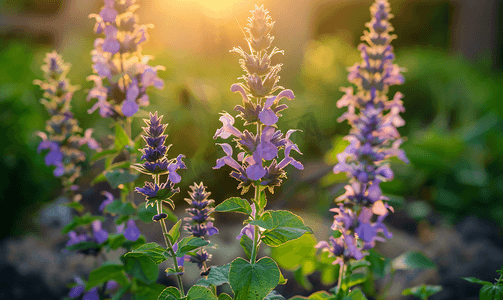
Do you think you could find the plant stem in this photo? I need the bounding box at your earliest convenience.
[155,176,185,297]
[378,268,396,300]
[338,261,345,296]
[250,184,260,264]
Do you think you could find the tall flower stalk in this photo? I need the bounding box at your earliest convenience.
[316,0,408,297]
[134,112,186,296]
[35,51,100,199]
[213,5,311,299]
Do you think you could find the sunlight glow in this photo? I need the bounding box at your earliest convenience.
[183,0,246,17]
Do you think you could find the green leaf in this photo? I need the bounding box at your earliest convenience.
[229,257,280,300]
[124,242,170,265]
[108,234,127,250]
[265,290,285,300]
[218,294,233,300]
[124,255,159,284]
[215,197,252,215]
[293,266,313,291]
[257,191,267,212]
[196,263,231,287]
[186,285,217,300]
[366,249,389,278]
[105,200,136,216]
[270,234,317,271]
[343,273,368,289]
[341,289,367,300]
[391,251,436,270]
[462,277,493,286]
[158,287,181,300]
[288,291,333,300]
[133,282,168,300]
[350,260,371,272]
[104,169,139,189]
[240,235,254,260]
[66,241,101,252]
[115,123,132,150]
[63,202,84,212]
[92,148,120,162]
[402,284,443,299]
[62,212,104,234]
[86,264,129,291]
[176,236,209,256]
[168,220,182,244]
[92,173,107,185]
[480,284,503,300]
[279,270,288,285]
[249,210,313,247]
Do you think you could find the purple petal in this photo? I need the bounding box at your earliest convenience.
[102,38,120,54]
[236,224,254,240]
[258,108,278,126]
[124,220,140,241]
[230,84,249,101]
[206,221,219,236]
[69,285,84,298]
[122,100,139,117]
[246,163,266,181]
[100,7,118,23]
[99,191,114,211]
[83,288,99,300]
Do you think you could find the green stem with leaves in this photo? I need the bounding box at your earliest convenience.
[155,175,185,297]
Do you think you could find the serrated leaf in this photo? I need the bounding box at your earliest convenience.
[108,234,126,250]
[249,210,313,247]
[124,242,170,265]
[133,282,167,300]
[215,197,252,215]
[86,264,129,291]
[124,255,159,284]
[168,220,182,244]
[104,169,139,189]
[186,285,217,300]
[240,235,253,260]
[229,257,280,300]
[392,251,436,270]
[196,263,231,287]
[158,287,181,300]
[115,123,131,150]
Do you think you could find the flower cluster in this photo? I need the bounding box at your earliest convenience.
[317,0,407,265]
[68,277,118,300]
[214,5,303,194]
[135,112,186,209]
[87,0,165,118]
[183,182,218,275]
[35,51,100,193]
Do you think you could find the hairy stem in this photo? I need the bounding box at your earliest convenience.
[250,183,261,264]
[155,176,185,297]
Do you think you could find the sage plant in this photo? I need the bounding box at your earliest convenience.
[315,0,407,297]
[134,111,187,295]
[87,0,164,119]
[35,51,100,196]
[213,5,312,299]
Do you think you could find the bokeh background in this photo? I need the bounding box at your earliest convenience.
[1,0,503,299]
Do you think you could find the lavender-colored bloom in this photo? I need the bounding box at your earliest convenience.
[92,220,109,244]
[99,191,114,211]
[87,0,165,118]
[213,5,302,194]
[66,221,108,256]
[236,203,256,240]
[117,219,141,241]
[35,51,100,193]
[317,0,405,266]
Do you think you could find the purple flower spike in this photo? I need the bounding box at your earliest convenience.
[92,220,109,244]
[318,0,405,266]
